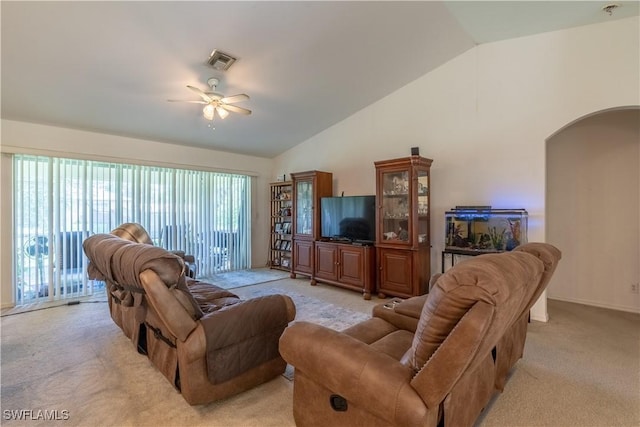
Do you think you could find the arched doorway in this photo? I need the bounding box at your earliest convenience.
[546,107,639,313]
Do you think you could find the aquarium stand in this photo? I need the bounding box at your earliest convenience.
[441,248,500,273]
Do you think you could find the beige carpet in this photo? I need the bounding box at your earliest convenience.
[199,268,291,290]
[1,277,639,427]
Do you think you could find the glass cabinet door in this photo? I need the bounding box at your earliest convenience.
[380,170,410,245]
[416,169,429,246]
[295,179,313,236]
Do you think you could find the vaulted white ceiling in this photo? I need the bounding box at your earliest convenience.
[2,1,637,158]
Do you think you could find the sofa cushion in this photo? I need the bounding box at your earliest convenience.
[406,251,543,372]
[343,317,400,344]
[369,329,415,361]
[186,279,241,314]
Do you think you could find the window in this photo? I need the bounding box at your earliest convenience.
[13,154,251,305]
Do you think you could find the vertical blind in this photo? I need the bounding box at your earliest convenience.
[13,154,251,306]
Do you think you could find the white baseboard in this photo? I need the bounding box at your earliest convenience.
[530,310,549,323]
[1,301,15,310]
[548,296,640,314]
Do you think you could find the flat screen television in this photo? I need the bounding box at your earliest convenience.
[320,195,376,243]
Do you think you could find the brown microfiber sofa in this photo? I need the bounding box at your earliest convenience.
[279,243,561,427]
[83,230,296,405]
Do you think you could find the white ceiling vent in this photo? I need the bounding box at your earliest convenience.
[602,4,621,16]
[207,49,237,71]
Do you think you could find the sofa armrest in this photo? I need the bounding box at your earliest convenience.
[279,321,429,425]
[140,270,198,342]
[199,294,295,384]
[200,294,295,346]
[372,295,427,332]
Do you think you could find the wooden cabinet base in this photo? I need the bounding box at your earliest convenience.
[377,246,430,298]
[291,239,314,278]
[312,241,376,300]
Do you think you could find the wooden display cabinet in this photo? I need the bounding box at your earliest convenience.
[269,181,293,271]
[375,155,433,298]
[312,241,376,300]
[290,170,333,278]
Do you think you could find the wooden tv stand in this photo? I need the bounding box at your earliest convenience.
[311,240,376,300]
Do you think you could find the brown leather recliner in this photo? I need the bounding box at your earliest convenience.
[279,244,559,427]
[83,233,296,405]
[372,242,562,392]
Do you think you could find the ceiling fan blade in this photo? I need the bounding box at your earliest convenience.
[220,104,252,115]
[167,99,207,104]
[187,85,213,103]
[220,94,249,104]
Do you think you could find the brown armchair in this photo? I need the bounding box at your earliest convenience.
[280,245,558,427]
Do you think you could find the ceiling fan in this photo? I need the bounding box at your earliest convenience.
[169,78,251,121]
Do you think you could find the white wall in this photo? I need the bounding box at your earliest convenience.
[274,17,640,321]
[547,109,640,313]
[2,18,638,315]
[0,120,274,307]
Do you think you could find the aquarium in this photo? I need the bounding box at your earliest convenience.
[445,207,528,253]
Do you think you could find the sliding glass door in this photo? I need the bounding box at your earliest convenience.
[12,154,251,305]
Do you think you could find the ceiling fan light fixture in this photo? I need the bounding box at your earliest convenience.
[172,77,251,121]
[203,104,215,120]
[216,106,229,119]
